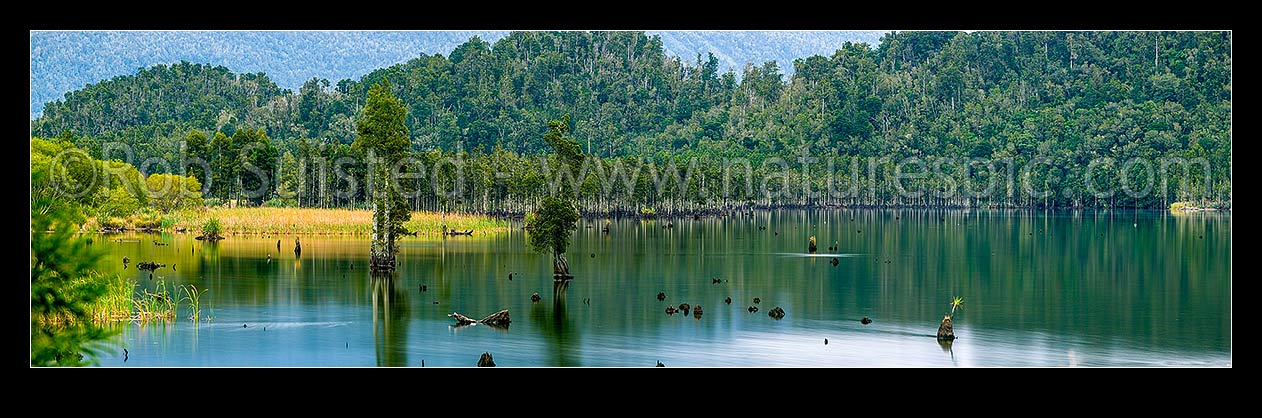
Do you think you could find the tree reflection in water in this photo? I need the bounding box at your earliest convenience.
[372,274,410,367]
[530,279,577,366]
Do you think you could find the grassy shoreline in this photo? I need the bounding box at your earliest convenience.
[169,207,509,236]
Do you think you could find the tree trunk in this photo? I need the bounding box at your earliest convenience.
[937,315,956,341]
[553,252,572,280]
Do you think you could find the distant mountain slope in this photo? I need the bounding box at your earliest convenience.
[29,31,510,118]
[651,30,886,73]
[29,30,885,118]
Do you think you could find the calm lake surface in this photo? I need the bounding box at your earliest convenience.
[90,209,1231,367]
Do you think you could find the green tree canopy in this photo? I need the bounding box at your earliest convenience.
[527,195,580,274]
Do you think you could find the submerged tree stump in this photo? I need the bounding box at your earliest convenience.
[937,315,956,341]
[477,352,495,367]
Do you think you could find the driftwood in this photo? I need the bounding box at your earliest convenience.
[449,309,511,327]
[937,315,956,341]
[136,261,166,271]
[444,229,473,236]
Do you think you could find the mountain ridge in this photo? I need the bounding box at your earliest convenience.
[30,30,887,118]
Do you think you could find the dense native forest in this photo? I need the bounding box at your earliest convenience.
[32,31,1232,214]
[28,31,883,118]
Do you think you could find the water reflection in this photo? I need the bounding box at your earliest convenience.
[529,280,578,366]
[937,339,956,365]
[86,209,1231,367]
[372,274,410,367]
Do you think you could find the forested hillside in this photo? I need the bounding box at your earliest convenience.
[31,31,1232,212]
[30,30,884,118]
[30,31,511,117]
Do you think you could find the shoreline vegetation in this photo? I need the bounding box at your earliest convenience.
[1169,201,1222,213]
[82,203,1232,236]
[87,207,510,236]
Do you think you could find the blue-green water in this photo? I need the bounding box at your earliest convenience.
[90,209,1231,367]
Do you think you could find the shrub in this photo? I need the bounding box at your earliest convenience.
[201,217,222,238]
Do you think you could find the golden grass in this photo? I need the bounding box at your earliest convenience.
[173,207,509,236]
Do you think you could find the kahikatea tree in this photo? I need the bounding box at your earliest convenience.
[527,116,582,279]
[355,80,411,272]
[528,196,581,279]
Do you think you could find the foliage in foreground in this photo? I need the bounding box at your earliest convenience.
[30,194,117,366]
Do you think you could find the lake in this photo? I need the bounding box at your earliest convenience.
[89,209,1232,367]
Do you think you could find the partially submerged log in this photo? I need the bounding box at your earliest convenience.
[449,309,511,327]
[479,309,511,326]
[937,315,956,341]
[136,261,166,271]
[450,312,479,326]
